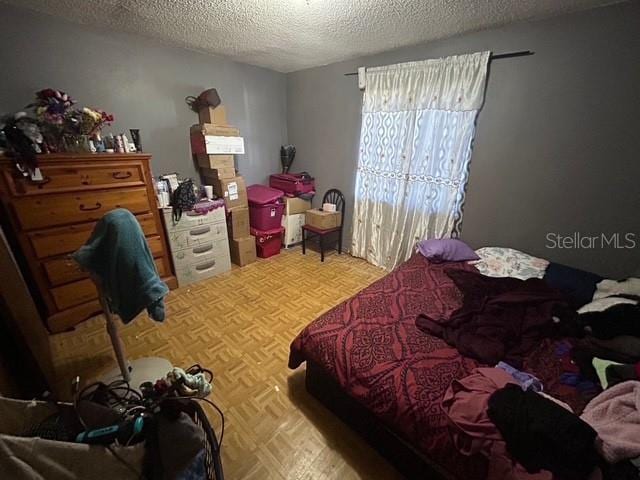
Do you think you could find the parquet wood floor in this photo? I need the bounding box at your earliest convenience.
[50,247,404,480]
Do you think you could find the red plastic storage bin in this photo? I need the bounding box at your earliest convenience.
[269,173,315,196]
[251,227,283,258]
[247,184,285,230]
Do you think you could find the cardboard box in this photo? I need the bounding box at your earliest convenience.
[198,105,227,125]
[201,166,236,180]
[305,209,342,230]
[190,123,240,137]
[212,176,248,211]
[190,133,245,155]
[229,236,256,266]
[227,207,250,239]
[284,196,312,216]
[282,213,306,247]
[196,154,234,169]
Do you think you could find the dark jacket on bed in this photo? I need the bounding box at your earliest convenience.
[487,384,599,479]
[416,270,573,367]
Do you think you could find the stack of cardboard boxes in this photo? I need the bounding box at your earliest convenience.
[190,105,257,267]
[227,207,256,266]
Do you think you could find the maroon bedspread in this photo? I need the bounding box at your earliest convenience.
[289,254,585,480]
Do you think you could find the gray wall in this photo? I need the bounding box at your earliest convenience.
[0,5,287,185]
[2,2,638,278]
[287,1,640,278]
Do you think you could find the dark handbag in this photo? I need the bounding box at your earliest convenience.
[186,88,221,112]
[172,179,198,221]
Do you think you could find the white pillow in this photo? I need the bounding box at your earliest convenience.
[593,278,640,300]
[470,247,550,280]
[578,296,638,314]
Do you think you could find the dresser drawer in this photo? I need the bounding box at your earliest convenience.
[155,258,167,277]
[43,237,164,286]
[51,278,97,311]
[167,222,227,251]
[146,236,164,257]
[44,257,88,286]
[163,206,225,233]
[6,162,145,195]
[171,237,228,267]
[49,255,168,308]
[28,213,157,259]
[175,254,231,286]
[48,300,102,333]
[13,187,150,230]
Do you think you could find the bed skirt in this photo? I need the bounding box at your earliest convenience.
[305,360,451,480]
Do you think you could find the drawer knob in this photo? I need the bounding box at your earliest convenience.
[112,171,133,180]
[79,202,102,211]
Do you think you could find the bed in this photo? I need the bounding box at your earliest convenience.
[288,253,588,479]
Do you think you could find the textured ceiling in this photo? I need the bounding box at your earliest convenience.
[5,0,620,72]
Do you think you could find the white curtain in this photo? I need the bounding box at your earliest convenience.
[351,51,490,270]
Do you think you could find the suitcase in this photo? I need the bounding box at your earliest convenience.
[269,173,315,196]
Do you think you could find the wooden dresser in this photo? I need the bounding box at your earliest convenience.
[0,153,176,333]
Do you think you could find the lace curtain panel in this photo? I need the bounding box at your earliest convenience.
[351,51,490,270]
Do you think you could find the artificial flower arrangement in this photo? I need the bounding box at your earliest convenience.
[64,107,114,137]
[28,88,75,126]
[1,88,124,177]
[26,88,114,152]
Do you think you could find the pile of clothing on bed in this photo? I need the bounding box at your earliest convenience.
[416,242,640,480]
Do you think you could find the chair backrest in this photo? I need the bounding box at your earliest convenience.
[322,189,345,227]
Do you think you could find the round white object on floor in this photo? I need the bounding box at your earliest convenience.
[100,357,173,391]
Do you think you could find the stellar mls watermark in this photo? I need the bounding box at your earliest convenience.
[546,232,637,249]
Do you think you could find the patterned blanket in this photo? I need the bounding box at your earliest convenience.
[289,254,585,479]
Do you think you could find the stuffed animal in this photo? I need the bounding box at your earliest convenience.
[166,367,212,397]
[0,112,43,173]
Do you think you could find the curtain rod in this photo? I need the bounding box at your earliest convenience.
[343,50,534,76]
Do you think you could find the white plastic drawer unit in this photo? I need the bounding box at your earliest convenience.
[163,207,225,234]
[163,206,232,286]
[168,222,227,251]
[175,253,231,286]
[172,238,228,267]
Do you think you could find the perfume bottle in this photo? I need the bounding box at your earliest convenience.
[129,129,142,152]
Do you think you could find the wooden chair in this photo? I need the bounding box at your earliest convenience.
[301,189,345,262]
